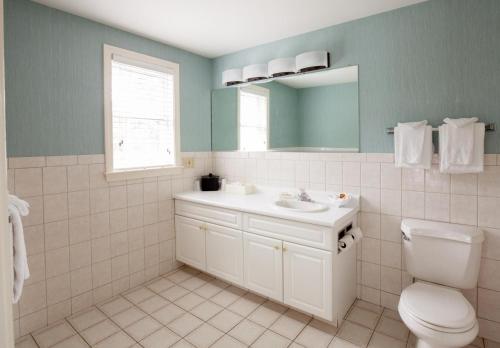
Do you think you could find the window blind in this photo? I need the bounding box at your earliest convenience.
[111,59,175,170]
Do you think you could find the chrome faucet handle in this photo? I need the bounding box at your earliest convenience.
[297,188,313,202]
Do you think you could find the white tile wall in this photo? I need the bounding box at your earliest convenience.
[8,152,212,338]
[213,151,500,343]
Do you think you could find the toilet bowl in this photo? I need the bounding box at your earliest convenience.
[398,219,484,348]
[399,282,478,348]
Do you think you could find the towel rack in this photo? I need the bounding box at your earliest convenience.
[386,122,496,134]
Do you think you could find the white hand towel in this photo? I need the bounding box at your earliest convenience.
[394,120,432,169]
[439,122,485,174]
[443,117,479,165]
[8,194,30,303]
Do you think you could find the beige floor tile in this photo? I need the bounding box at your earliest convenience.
[98,297,133,317]
[167,312,204,337]
[228,292,265,317]
[93,331,136,348]
[171,339,196,348]
[185,323,224,348]
[146,278,175,293]
[140,327,181,348]
[123,287,156,304]
[248,301,287,328]
[354,300,383,315]
[295,319,337,348]
[151,303,186,325]
[179,276,207,291]
[160,285,190,302]
[51,334,89,348]
[193,281,226,299]
[124,317,162,341]
[167,269,195,284]
[328,336,362,348]
[290,342,306,348]
[175,292,205,311]
[381,308,402,321]
[111,307,147,328]
[15,335,39,348]
[208,309,244,333]
[137,295,170,314]
[347,307,381,330]
[375,316,409,341]
[211,335,247,348]
[80,319,120,345]
[252,330,291,348]
[32,321,75,348]
[367,332,406,348]
[337,321,372,347]
[68,307,107,332]
[191,300,223,321]
[270,309,311,340]
[210,286,246,307]
[228,319,266,346]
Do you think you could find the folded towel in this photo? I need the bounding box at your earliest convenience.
[439,122,485,174]
[443,117,479,165]
[8,194,30,303]
[394,120,432,169]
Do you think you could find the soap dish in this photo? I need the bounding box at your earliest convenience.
[329,192,352,207]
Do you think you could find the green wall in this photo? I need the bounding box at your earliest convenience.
[267,82,299,149]
[298,82,358,149]
[213,0,500,153]
[211,88,238,151]
[5,0,213,156]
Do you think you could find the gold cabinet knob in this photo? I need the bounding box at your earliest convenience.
[274,245,280,250]
[282,246,288,252]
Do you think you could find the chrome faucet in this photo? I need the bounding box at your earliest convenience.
[297,188,313,202]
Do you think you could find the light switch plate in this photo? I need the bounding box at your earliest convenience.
[182,157,194,168]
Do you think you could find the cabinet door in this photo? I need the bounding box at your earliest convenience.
[206,223,244,285]
[175,215,206,270]
[283,242,332,320]
[243,233,283,302]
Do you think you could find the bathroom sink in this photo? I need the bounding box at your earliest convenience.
[274,200,329,213]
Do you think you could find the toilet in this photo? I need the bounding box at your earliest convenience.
[398,219,484,348]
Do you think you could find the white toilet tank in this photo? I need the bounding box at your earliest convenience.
[401,219,484,289]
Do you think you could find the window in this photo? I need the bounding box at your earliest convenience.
[104,45,180,180]
[238,85,269,151]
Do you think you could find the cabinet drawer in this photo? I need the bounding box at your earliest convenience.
[243,213,333,251]
[175,200,242,229]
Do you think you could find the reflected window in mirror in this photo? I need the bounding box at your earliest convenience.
[238,85,269,151]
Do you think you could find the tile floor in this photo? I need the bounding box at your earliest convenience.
[15,266,487,348]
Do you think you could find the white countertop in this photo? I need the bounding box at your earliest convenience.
[174,186,359,228]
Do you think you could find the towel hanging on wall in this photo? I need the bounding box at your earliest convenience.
[394,120,433,169]
[439,118,485,174]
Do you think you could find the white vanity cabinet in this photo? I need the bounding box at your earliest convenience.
[174,195,358,325]
[243,233,283,302]
[205,223,244,285]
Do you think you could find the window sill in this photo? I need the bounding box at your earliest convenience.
[105,165,184,182]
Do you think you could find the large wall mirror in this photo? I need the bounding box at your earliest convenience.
[211,65,359,152]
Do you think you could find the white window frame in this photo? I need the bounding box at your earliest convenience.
[103,44,182,181]
[237,84,270,151]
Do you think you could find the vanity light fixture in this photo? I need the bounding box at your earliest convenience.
[295,50,330,73]
[242,64,268,82]
[268,57,296,77]
[222,68,243,86]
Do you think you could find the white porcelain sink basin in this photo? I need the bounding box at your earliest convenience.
[274,200,329,213]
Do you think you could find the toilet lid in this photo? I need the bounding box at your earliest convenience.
[400,282,476,331]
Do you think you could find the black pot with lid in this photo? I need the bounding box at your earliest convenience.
[200,173,220,191]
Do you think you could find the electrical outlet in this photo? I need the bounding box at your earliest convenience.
[182,157,194,168]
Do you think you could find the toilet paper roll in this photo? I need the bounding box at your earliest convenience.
[338,234,355,252]
[348,227,363,243]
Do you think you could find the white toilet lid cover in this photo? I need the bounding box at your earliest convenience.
[400,282,476,329]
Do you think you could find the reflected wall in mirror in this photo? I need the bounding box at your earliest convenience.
[211,65,359,152]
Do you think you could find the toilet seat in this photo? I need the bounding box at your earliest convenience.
[399,282,476,333]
